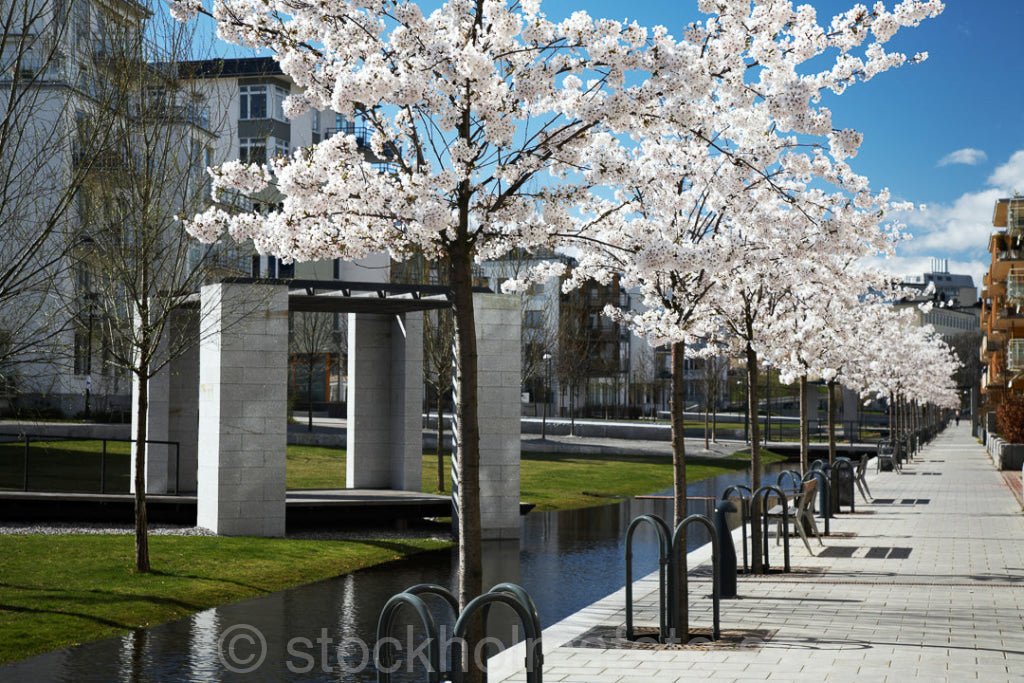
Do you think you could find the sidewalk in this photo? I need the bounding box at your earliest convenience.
[490,423,1024,682]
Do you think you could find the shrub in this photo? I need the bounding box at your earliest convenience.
[996,393,1024,443]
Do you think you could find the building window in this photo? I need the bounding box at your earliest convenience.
[239,137,266,165]
[73,330,88,375]
[525,310,543,328]
[239,84,288,121]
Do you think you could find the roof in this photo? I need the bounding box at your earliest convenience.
[179,57,284,80]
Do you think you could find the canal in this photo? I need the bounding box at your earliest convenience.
[1,463,787,682]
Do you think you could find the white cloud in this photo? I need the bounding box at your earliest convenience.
[881,150,1024,290]
[937,148,987,167]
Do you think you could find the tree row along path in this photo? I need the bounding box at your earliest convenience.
[490,422,1024,682]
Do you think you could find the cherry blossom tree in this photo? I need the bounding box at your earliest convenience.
[171,0,946,626]
[561,0,945,580]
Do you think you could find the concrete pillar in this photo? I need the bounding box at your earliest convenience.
[346,311,423,490]
[197,283,288,537]
[131,306,199,494]
[474,293,521,541]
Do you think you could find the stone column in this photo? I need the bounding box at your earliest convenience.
[474,293,521,541]
[196,283,288,537]
[346,311,423,490]
[131,306,199,494]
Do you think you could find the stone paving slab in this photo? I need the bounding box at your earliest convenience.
[489,424,1024,682]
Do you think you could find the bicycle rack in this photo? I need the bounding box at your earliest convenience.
[720,484,752,573]
[670,514,721,641]
[625,514,672,641]
[452,586,543,683]
[623,513,721,643]
[752,485,791,573]
[776,469,802,494]
[377,592,443,683]
[803,469,831,536]
[376,583,542,683]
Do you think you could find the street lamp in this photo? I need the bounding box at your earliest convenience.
[541,352,552,440]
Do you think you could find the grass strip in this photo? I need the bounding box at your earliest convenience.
[0,534,449,665]
[288,445,786,512]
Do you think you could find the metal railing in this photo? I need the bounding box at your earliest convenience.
[0,433,183,495]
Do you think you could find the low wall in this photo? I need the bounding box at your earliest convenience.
[985,432,1024,470]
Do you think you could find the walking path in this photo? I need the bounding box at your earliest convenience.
[490,423,1024,682]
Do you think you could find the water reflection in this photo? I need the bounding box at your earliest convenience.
[1,463,783,682]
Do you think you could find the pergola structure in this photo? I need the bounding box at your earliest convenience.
[135,279,521,539]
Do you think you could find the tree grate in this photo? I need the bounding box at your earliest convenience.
[566,624,776,651]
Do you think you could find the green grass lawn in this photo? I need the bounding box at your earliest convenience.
[287,444,785,512]
[0,534,449,665]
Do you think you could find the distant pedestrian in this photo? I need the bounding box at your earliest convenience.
[955,410,960,426]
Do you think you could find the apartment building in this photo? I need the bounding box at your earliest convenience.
[980,197,1024,422]
[0,0,225,416]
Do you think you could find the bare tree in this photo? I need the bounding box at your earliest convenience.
[702,353,728,448]
[289,311,343,431]
[73,6,243,572]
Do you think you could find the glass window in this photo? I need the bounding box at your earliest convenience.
[239,84,289,121]
[239,84,267,120]
[272,86,287,121]
[239,137,266,165]
[525,310,543,328]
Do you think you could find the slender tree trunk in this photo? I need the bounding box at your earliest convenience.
[712,401,717,443]
[888,390,895,446]
[134,364,150,574]
[670,340,688,642]
[449,242,482,613]
[799,375,809,473]
[827,379,837,465]
[436,390,445,493]
[570,385,576,436]
[307,359,314,432]
[703,397,709,450]
[745,345,763,574]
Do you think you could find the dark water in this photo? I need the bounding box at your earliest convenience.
[1,464,784,682]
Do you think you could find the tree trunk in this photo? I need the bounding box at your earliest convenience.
[799,375,809,473]
[134,364,150,574]
[570,385,576,436]
[746,345,763,574]
[827,379,837,464]
[436,390,445,493]
[307,359,314,432]
[703,398,709,450]
[889,390,895,446]
[670,341,688,642]
[448,242,482,614]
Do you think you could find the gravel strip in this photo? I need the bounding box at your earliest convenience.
[0,522,216,536]
[0,521,453,542]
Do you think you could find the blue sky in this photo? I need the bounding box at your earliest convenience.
[195,0,1019,289]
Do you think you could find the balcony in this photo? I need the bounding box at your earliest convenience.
[993,305,1024,331]
[993,249,1024,280]
[982,336,1002,359]
[1009,339,1024,372]
[324,123,397,160]
[1009,269,1024,304]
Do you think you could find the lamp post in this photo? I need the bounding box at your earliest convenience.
[542,352,552,440]
[764,362,771,444]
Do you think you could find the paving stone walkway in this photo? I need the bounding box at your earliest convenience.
[490,423,1024,682]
